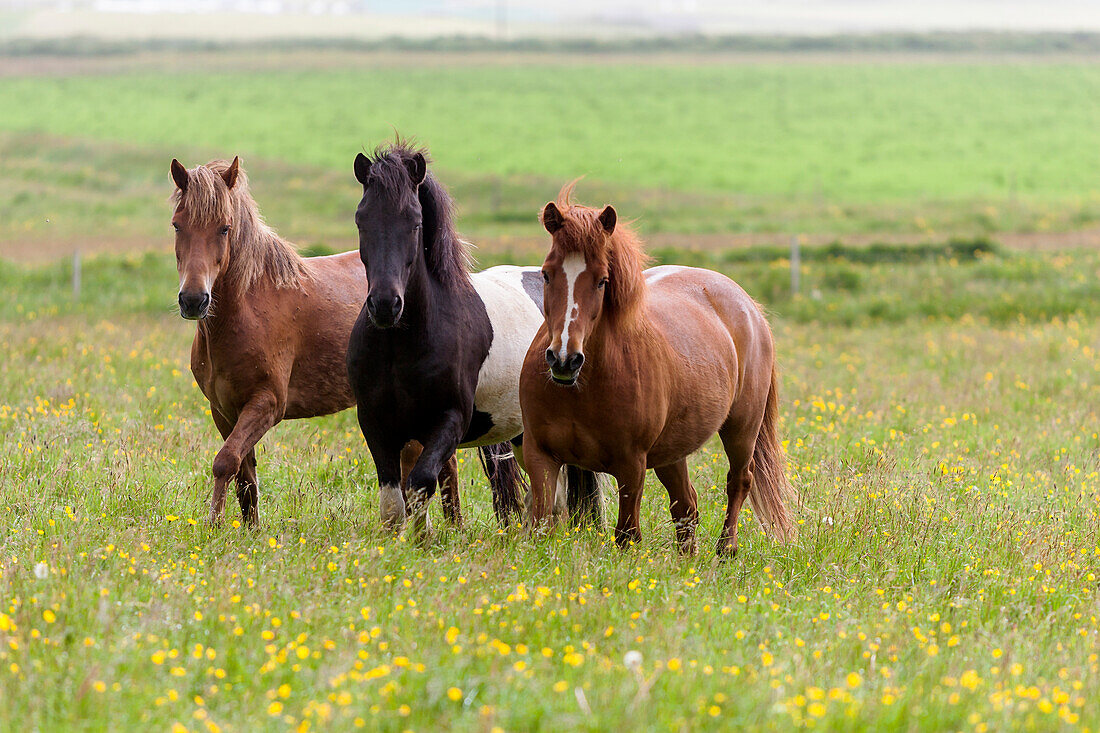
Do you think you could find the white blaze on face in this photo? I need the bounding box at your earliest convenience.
[558,253,587,361]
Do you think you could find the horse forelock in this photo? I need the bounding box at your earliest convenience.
[172,163,233,229]
[365,141,472,289]
[171,159,303,291]
[548,182,650,322]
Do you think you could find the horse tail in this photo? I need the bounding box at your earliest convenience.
[565,466,604,527]
[749,363,798,541]
[478,443,526,526]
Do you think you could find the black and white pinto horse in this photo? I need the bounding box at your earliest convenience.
[347,143,601,534]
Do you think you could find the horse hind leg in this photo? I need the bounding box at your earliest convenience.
[654,459,698,555]
[438,452,462,527]
[716,427,755,558]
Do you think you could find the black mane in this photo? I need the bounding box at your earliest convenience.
[365,142,472,289]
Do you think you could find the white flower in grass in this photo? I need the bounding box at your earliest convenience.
[623,650,643,671]
[33,562,49,579]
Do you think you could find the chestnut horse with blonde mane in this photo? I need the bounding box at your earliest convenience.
[520,185,797,555]
[169,157,519,526]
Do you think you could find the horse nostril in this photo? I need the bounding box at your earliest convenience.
[200,292,211,310]
[545,348,557,367]
[567,352,585,372]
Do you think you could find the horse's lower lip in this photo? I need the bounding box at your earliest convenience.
[180,310,208,321]
[369,316,398,329]
[550,370,578,386]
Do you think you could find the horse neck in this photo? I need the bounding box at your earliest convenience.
[398,253,442,326]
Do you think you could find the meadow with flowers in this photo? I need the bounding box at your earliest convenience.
[0,241,1098,732]
[2,47,1100,732]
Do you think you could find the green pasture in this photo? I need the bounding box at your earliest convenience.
[0,244,1098,731]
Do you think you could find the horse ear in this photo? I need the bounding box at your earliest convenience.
[353,152,371,186]
[222,156,240,189]
[170,159,189,192]
[542,202,564,234]
[598,205,616,234]
[405,153,426,186]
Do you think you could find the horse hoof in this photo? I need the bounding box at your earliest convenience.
[379,484,407,532]
[677,539,698,556]
[715,539,739,560]
[615,531,642,549]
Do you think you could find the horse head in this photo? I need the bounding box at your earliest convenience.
[169,156,240,320]
[538,182,648,386]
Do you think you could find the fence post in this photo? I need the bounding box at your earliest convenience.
[790,235,800,297]
[72,249,82,300]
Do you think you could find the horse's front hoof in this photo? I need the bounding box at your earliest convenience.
[379,484,407,533]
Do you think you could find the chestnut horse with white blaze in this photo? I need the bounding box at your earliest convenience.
[170,157,516,526]
[519,184,797,555]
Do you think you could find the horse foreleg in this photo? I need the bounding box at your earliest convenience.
[654,459,699,555]
[405,412,465,541]
[210,392,279,525]
[518,442,562,530]
[612,461,647,549]
[236,449,259,528]
[400,442,461,528]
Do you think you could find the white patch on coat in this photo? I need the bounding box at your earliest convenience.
[467,266,546,446]
[558,253,587,360]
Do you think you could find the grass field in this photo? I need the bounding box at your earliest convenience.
[2,47,1100,731]
[4,54,1100,252]
[1,244,1098,731]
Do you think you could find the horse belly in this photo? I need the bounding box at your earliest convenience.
[465,268,544,445]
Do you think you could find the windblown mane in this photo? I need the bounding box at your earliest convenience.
[171,159,303,291]
[544,181,651,323]
[364,141,472,289]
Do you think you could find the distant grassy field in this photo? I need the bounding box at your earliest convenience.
[0,245,1098,730]
[3,56,1100,251]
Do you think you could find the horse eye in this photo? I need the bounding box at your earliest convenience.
[542,271,550,284]
[172,223,181,232]
[598,278,609,289]
[219,225,230,236]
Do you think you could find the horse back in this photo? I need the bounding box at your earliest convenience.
[643,266,775,447]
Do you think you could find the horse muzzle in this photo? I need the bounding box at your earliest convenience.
[178,291,211,320]
[366,291,404,329]
[546,348,584,386]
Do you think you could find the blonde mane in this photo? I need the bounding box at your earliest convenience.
[171,159,304,291]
